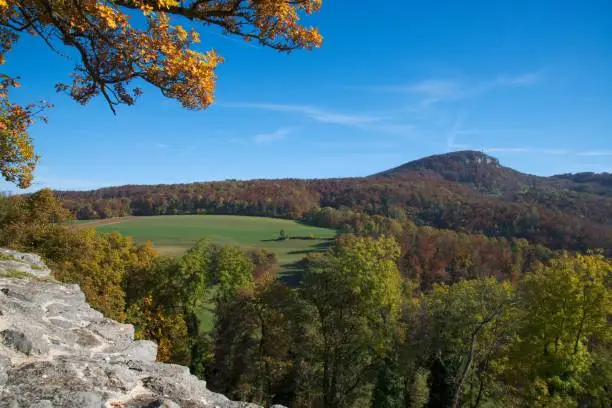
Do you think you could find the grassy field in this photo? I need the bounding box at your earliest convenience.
[78,215,337,332]
[78,214,336,271]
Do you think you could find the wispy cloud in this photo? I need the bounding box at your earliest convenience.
[481,147,612,156]
[495,71,541,86]
[408,80,463,104]
[222,101,416,137]
[222,102,382,127]
[443,119,611,157]
[577,150,612,156]
[226,128,293,146]
[484,147,533,153]
[362,70,544,106]
[253,128,291,144]
[154,143,169,149]
[446,118,478,150]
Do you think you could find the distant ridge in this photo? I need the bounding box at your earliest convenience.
[373,150,502,178]
[372,150,612,198]
[371,150,547,195]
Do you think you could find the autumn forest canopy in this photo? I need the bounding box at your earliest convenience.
[0,1,611,408]
[2,151,611,407]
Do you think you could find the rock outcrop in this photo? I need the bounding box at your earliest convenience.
[0,249,275,408]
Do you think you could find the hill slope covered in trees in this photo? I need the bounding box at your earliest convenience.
[56,151,612,255]
[3,177,611,408]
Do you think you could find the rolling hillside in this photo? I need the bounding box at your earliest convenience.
[56,151,612,254]
[372,150,612,226]
[375,150,612,200]
[77,215,335,266]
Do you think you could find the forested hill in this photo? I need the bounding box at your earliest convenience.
[375,150,612,199]
[552,171,612,197]
[372,150,612,227]
[56,151,612,254]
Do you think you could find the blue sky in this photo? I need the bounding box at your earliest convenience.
[2,0,612,192]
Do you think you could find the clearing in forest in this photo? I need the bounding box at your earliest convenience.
[78,214,337,332]
[78,214,336,271]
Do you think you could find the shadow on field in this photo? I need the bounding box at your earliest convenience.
[279,262,305,286]
[285,240,334,255]
[278,240,335,286]
[260,236,336,243]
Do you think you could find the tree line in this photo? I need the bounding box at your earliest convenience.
[207,244,611,408]
[56,174,612,255]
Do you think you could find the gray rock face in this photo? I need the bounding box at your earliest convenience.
[0,249,266,408]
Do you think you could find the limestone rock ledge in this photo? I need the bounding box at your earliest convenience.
[0,249,276,408]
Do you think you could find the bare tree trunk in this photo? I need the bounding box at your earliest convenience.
[452,309,502,408]
[452,331,477,408]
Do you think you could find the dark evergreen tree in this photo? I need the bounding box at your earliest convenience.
[371,356,405,408]
[426,358,454,408]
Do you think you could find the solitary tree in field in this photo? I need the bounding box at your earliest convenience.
[278,229,288,240]
[0,0,323,188]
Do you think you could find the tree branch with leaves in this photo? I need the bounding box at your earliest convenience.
[0,0,322,187]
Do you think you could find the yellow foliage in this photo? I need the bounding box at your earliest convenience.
[128,295,190,364]
[154,0,179,9]
[0,0,322,188]
[0,77,44,188]
[50,228,159,321]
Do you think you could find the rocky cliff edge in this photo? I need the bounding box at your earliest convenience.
[0,248,276,408]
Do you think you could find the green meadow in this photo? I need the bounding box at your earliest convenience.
[78,214,336,271]
[78,215,337,332]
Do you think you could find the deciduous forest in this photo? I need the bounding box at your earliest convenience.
[2,160,611,407]
[0,1,610,407]
[58,151,612,255]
